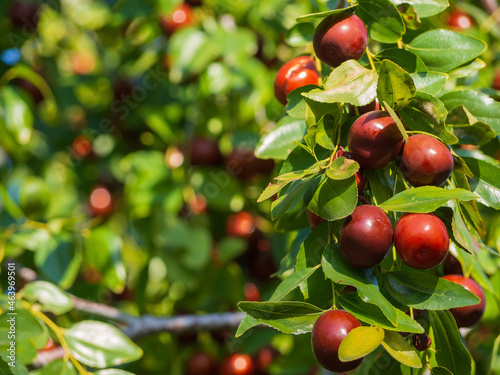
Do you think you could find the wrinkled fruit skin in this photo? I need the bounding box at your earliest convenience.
[398,134,454,187]
[311,310,363,372]
[442,274,486,327]
[274,56,319,105]
[347,111,404,169]
[412,333,432,351]
[395,213,449,269]
[339,205,393,268]
[226,148,274,181]
[189,137,223,167]
[160,3,194,35]
[220,353,255,375]
[447,10,474,30]
[313,14,367,68]
[187,351,217,375]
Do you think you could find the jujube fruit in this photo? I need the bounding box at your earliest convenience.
[313,13,367,67]
[226,211,255,238]
[395,213,449,269]
[347,110,404,169]
[441,274,486,327]
[339,205,393,268]
[225,148,274,181]
[160,3,194,35]
[187,351,217,375]
[446,9,474,30]
[220,353,255,375]
[274,56,319,105]
[311,310,363,372]
[398,134,454,187]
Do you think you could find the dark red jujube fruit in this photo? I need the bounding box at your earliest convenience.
[339,205,393,268]
[398,134,454,187]
[220,353,255,375]
[313,13,368,67]
[395,213,449,269]
[442,274,486,327]
[347,110,404,169]
[311,310,363,372]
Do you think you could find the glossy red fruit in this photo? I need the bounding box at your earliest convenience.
[442,274,486,327]
[313,14,367,67]
[347,111,404,169]
[395,213,449,269]
[187,351,217,375]
[189,137,223,167]
[160,3,194,35]
[398,134,454,187]
[226,148,274,181]
[244,282,261,302]
[227,211,255,238]
[9,1,39,30]
[447,10,474,30]
[493,70,500,91]
[274,56,319,105]
[220,353,255,375]
[443,253,463,275]
[89,185,113,216]
[311,310,363,372]
[339,205,393,268]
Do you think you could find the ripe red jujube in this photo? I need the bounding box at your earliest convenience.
[339,205,393,268]
[313,13,367,67]
[220,353,255,375]
[347,110,404,169]
[442,274,486,327]
[311,310,363,372]
[398,134,454,187]
[274,56,319,105]
[395,213,449,269]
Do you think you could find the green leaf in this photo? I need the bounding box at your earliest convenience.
[302,60,377,106]
[64,321,143,368]
[258,181,291,202]
[375,48,427,73]
[34,234,81,289]
[410,72,448,95]
[305,174,358,221]
[296,5,357,22]
[322,246,398,325]
[0,308,44,343]
[378,187,477,212]
[377,60,416,111]
[430,367,454,375]
[385,271,481,309]
[406,30,486,72]
[270,266,321,301]
[285,23,314,46]
[441,90,500,134]
[339,326,385,361]
[389,0,449,18]
[315,116,335,150]
[355,0,405,43]
[0,86,33,145]
[94,370,136,375]
[427,310,472,374]
[447,106,496,146]
[84,227,126,293]
[381,330,422,368]
[339,293,424,333]
[255,116,307,160]
[271,176,315,220]
[280,143,329,175]
[296,222,329,271]
[40,359,76,375]
[237,301,324,334]
[235,315,260,337]
[366,166,396,204]
[384,101,409,141]
[0,356,14,375]
[462,157,500,210]
[21,281,73,315]
[449,58,486,79]
[399,92,457,145]
[326,157,360,180]
[397,3,421,30]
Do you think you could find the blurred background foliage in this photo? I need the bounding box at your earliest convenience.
[0,0,499,374]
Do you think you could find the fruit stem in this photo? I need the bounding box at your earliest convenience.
[409,307,414,319]
[365,47,376,72]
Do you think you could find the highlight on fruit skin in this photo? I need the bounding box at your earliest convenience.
[313,13,368,67]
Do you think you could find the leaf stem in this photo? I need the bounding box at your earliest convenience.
[24,301,89,375]
[365,48,376,72]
